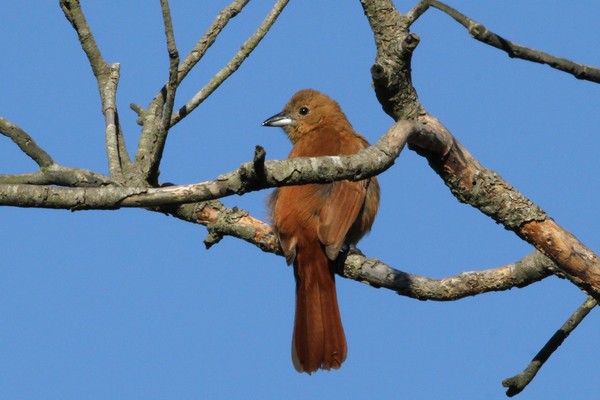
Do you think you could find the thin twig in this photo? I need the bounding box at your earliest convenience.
[176,0,250,84]
[160,0,180,136]
[426,0,600,83]
[136,0,182,185]
[169,0,290,126]
[502,296,597,396]
[0,118,54,168]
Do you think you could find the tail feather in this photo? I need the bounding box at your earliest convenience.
[292,243,347,373]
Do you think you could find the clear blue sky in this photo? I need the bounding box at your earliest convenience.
[1,1,599,399]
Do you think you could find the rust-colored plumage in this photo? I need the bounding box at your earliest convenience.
[263,89,380,374]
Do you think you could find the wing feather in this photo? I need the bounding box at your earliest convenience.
[317,180,367,260]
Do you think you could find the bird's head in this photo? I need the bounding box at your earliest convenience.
[262,89,347,144]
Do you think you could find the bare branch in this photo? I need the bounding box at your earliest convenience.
[60,0,129,179]
[131,0,182,185]
[0,118,54,168]
[60,0,110,83]
[160,0,180,136]
[176,0,250,83]
[169,0,290,126]
[167,200,554,300]
[103,63,130,179]
[170,200,282,255]
[360,0,424,120]
[0,165,115,187]
[360,0,600,300]
[426,0,600,83]
[344,251,554,301]
[0,120,439,209]
[502,296,597,396]
[405,0,430,25]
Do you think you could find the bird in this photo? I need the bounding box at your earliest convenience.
[262,89,380,374]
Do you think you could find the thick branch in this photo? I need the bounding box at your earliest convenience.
[360,0,600,299]
[360,0,424,120]
[0,120,443,209]
[427,0,600,83]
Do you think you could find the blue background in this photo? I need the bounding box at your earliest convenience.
[1,1,599,399]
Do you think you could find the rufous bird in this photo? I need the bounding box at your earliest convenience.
[262,89,380,374]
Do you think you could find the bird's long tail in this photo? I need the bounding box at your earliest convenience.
[292,242,347,374]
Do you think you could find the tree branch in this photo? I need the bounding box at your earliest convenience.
[131,0,287,183]
[0,119,431,209]
[166,200,554,300]
[103,63,130,180]
[426,0,600,83]
[360,0,600,300]
[160,0,180,137]
[60,0,130,179]
[130,0,251,125]
[502,296,597,396]
[60,0,110,83]
[0,118,54,168]
[132,0,182,185]
[175,0,250,85]
[344,251,554,300]
[169,0,290,127]
[0,165,114,187]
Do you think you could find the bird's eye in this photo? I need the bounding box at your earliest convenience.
[299,107,309,115]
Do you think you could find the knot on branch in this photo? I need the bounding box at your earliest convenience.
[202,203,250,249]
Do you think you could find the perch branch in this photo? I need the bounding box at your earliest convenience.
[426,0,600,83]
[502,296,597,396]
[0,119,432,209]
[168,200,554,300]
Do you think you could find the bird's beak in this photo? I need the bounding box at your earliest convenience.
[262,112,294,127]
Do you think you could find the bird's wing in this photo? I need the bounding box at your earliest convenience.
[317,179,367,260]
